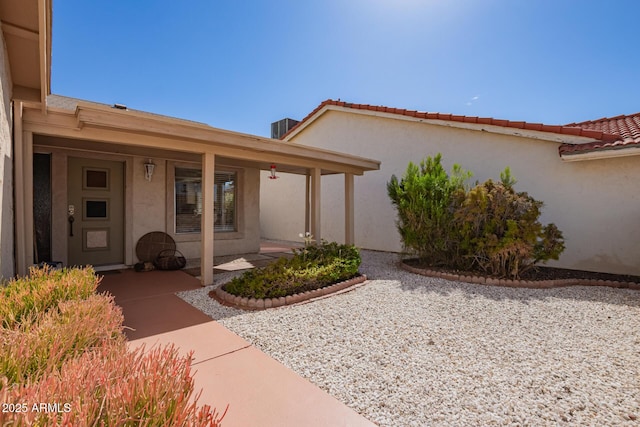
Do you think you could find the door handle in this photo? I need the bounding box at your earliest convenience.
[68,215,74,237]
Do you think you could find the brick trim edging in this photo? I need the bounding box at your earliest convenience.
[210,274,368,310]
[400,262,640,290]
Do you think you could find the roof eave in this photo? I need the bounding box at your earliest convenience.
[560,145,640,162]
[33,101,381,175]
[287,103,598,145]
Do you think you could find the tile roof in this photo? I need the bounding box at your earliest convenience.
[283,99,620,145]
[560,113,640,155]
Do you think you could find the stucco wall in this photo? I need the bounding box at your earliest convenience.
[0,27,13,280]
[46,150,261,266]
[261,110,640,275]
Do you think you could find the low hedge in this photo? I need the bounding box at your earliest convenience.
[224,241,361,299]
[0,266,225,426]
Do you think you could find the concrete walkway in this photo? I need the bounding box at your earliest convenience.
[98,267,375,427]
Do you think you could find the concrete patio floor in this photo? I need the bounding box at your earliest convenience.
[97,241,374,427]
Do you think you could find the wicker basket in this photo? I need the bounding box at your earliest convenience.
[153,249,186,271]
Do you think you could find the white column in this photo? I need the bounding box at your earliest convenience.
[14,103,26,275]
[201,152,215,286]
[345,173,354,245]
[305,173,310,234]
[310,167,321,243]
[24,131,34,268]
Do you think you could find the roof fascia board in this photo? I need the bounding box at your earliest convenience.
[38,0,51,106]
[284,106,330,141]
[22,104,379,175]
[560,146,640,162]
[71,103,380,172]
[288,104,599,145]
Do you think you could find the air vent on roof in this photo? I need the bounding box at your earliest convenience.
[271,118,299,139]
[113,103,127,110]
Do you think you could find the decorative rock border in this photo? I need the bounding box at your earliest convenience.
[210,274,368,310]
[401,262,640,290]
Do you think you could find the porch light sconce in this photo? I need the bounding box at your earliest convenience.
[144,159,155,182]
[269,164,279,180]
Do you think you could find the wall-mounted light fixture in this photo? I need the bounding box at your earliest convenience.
[269,164,279,180]
[144,159,155,182]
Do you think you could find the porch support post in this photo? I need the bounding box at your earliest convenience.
[345,173,354,245]
[310,167,321,243]
[14,103,26,276]
[304,173,310,234]
[201,152,215,286]
[23,131,34,268]
[13,103,35,276]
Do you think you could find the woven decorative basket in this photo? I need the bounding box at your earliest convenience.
[153,249,187,271]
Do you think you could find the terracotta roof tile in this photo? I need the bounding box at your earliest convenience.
[559,112,640,154]
[282,99,637,157]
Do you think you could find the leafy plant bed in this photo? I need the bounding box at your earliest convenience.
[210,241,366,309]
[402,259,640,289]
[210,274,368,310]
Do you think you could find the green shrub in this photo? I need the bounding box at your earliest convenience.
[454,170,565,278]
[388,156,565,278]
[224,241,361,299]
[387,154,471,266]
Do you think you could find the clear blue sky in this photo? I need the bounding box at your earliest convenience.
[52,0,640,137]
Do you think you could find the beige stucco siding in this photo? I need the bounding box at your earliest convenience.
[261,110,640,275]
[0,27,13,280]
[45,148,261,266]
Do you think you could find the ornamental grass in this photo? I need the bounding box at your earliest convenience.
[0,266,225,426]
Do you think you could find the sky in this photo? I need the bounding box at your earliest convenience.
[52,0,640,138]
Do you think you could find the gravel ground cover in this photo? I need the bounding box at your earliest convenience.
[179,250,640,426]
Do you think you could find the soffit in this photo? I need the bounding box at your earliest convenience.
[0,0,50,102]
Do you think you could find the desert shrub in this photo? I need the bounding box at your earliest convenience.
[224,241,361,299]
[387,154,472,266]
[388,156,565,278]
[1,344,225,426]
[0,267,225,426]
[0,266,98,329]
[0,294,125,386]
[454,169,565,278]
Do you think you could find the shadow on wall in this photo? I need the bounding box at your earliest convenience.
[571,254,640,277]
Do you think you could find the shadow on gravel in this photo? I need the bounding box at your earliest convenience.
[401,275,640,308]
[359,251,640,309]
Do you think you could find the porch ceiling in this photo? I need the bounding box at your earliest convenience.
[0,0,51,103]
[24,99,380,176]
[33,134,322,175]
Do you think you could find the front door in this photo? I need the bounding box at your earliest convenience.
[67,157,124,267]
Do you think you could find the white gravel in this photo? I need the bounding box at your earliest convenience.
[179,250,640,426]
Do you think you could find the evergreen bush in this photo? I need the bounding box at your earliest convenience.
[387,153,471,266]
[388,156,565,278]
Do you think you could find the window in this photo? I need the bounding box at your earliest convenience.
[174,167,237,234]
[215,172,236,232]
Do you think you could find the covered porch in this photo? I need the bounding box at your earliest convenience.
[15,96,380,285]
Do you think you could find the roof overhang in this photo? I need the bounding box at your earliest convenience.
[22,100,381,176]
[0,0,51,105]
[285,103,602,146]
[560,145,640,162]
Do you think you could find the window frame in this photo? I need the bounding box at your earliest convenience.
[166,161,245,243]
